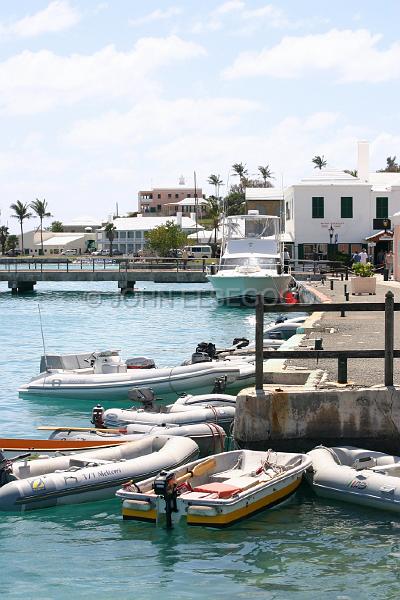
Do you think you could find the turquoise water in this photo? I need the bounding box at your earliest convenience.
[1,282,400,599]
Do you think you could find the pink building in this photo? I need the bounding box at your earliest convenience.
[138,187,205,215]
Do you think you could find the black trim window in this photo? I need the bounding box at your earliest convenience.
[312,197,324,218]
[341,196,353,218]
[376,197,388,218]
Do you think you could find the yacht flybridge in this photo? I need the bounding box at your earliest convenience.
[208,211,293,303]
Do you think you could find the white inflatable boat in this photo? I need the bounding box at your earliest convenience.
[103,404,235,433]
[0,435,199,511]
[117,449,311,527]
[307,445,400,513]
[49,423,226,457]
[18,350,253,401]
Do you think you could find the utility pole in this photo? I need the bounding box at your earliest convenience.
[194,170,199,243]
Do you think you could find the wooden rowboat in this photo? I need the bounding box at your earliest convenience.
[0,436,126,458]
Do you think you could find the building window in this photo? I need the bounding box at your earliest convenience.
[168,194,172,198]
[128,231,135,239]
[312,197,324,218]
[157,194,161,199]
[187,194,191,197]
[157,205,161,211]
[341,197,353,218]
[376,197,388,218]
[150,207,156,213]
[175,193,179,198]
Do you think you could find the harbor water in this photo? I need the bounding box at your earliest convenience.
[1,282,400,599]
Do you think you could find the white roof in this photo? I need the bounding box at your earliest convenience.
[63,217,102,226]
[164,198,208,206]
[297,169,362,186]
[245,187,284,200]
[188,228,221,242]
[38,234,85,247]
[103,216,203,232]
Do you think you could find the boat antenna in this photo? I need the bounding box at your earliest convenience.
[38,303,48,371]
[194,170,199,243]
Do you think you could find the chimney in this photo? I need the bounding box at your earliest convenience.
[357,140,369,183]
[176,212,182,227]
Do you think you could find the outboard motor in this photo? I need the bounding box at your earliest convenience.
[0,451,30,488]
[213,376,227,393]
[232,337,249,349]
[191,352,212,364]
[91,404,105,428]
[128,387,157,411]
[153,470,178,528]
[195,342,217,359]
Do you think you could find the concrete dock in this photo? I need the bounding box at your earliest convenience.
[234,275,400,454]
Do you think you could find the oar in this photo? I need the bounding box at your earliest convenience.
[37,426,126,434]
[175,457,216,484]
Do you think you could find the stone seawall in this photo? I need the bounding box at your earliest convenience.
[234,386,400,454]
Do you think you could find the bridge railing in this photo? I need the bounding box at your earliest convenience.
[0,257,209,273]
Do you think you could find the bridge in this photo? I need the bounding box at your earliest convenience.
[0,258,208,293]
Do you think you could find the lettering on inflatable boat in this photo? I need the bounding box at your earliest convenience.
[81,467,123,481]
[348,479,367,489]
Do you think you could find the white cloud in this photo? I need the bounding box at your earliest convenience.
[65,97,260,148]
[1,1,81,38]
[223,28,400,82]
[129,7,182,27]
[212,1,245,16]
[0,36,206,115]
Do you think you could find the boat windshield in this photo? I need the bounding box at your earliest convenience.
[226,216,279,239]
[219,257,279,270]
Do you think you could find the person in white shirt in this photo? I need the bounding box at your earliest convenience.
[359,250,368,264]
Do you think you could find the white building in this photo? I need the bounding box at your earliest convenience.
[249,141,400,261]
[97,215,202,254]
[18,230,97,255]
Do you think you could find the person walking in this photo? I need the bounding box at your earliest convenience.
[352,251,361,265]
[181,248,188,270]
[385,250,394,279]
[359,249,368,264]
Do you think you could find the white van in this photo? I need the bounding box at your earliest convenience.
[184,245,212,259]
[61,249,78,256]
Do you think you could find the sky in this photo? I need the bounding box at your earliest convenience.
[1,0,400,231]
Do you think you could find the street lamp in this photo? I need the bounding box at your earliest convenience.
[328,224,335,244]
[382,217,389,233]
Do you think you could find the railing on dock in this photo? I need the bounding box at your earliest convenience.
[0,257,208,273]
[255,291,396,389]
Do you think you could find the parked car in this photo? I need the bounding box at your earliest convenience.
[5,249,21,256]
[112,250,124,256]
[184,245,212,259]
[61,249,78,256]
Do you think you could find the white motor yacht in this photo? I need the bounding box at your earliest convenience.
[208,211,294,303]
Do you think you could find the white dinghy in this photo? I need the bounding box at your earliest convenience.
[117,449,311,527]
[0,435,199,511]
[103,404,235,433]
[49,423,226,457]
[18,350,252,401]
[307,445,400,513]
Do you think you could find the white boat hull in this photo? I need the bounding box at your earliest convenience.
[19,362,247,401]
[307,446,400,513]
[208,273,293,302]
[117,449,311,527]
[0,436,199,511]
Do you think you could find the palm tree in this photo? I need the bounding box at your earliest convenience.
[258,165,274,187]
[10,201,32,254]
[30,198,52,255]
[344,169,358,177]
[104,223,117,257]
[0,225,9,254]
[378,156,400,173]
[207,174,223,202]
[312,155,327,170]
[205,196,221,248]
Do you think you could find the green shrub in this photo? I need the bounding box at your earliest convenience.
[352,262,374,277]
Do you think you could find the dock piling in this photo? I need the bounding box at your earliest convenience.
[255,293,264,391]
[385,290,394,386]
